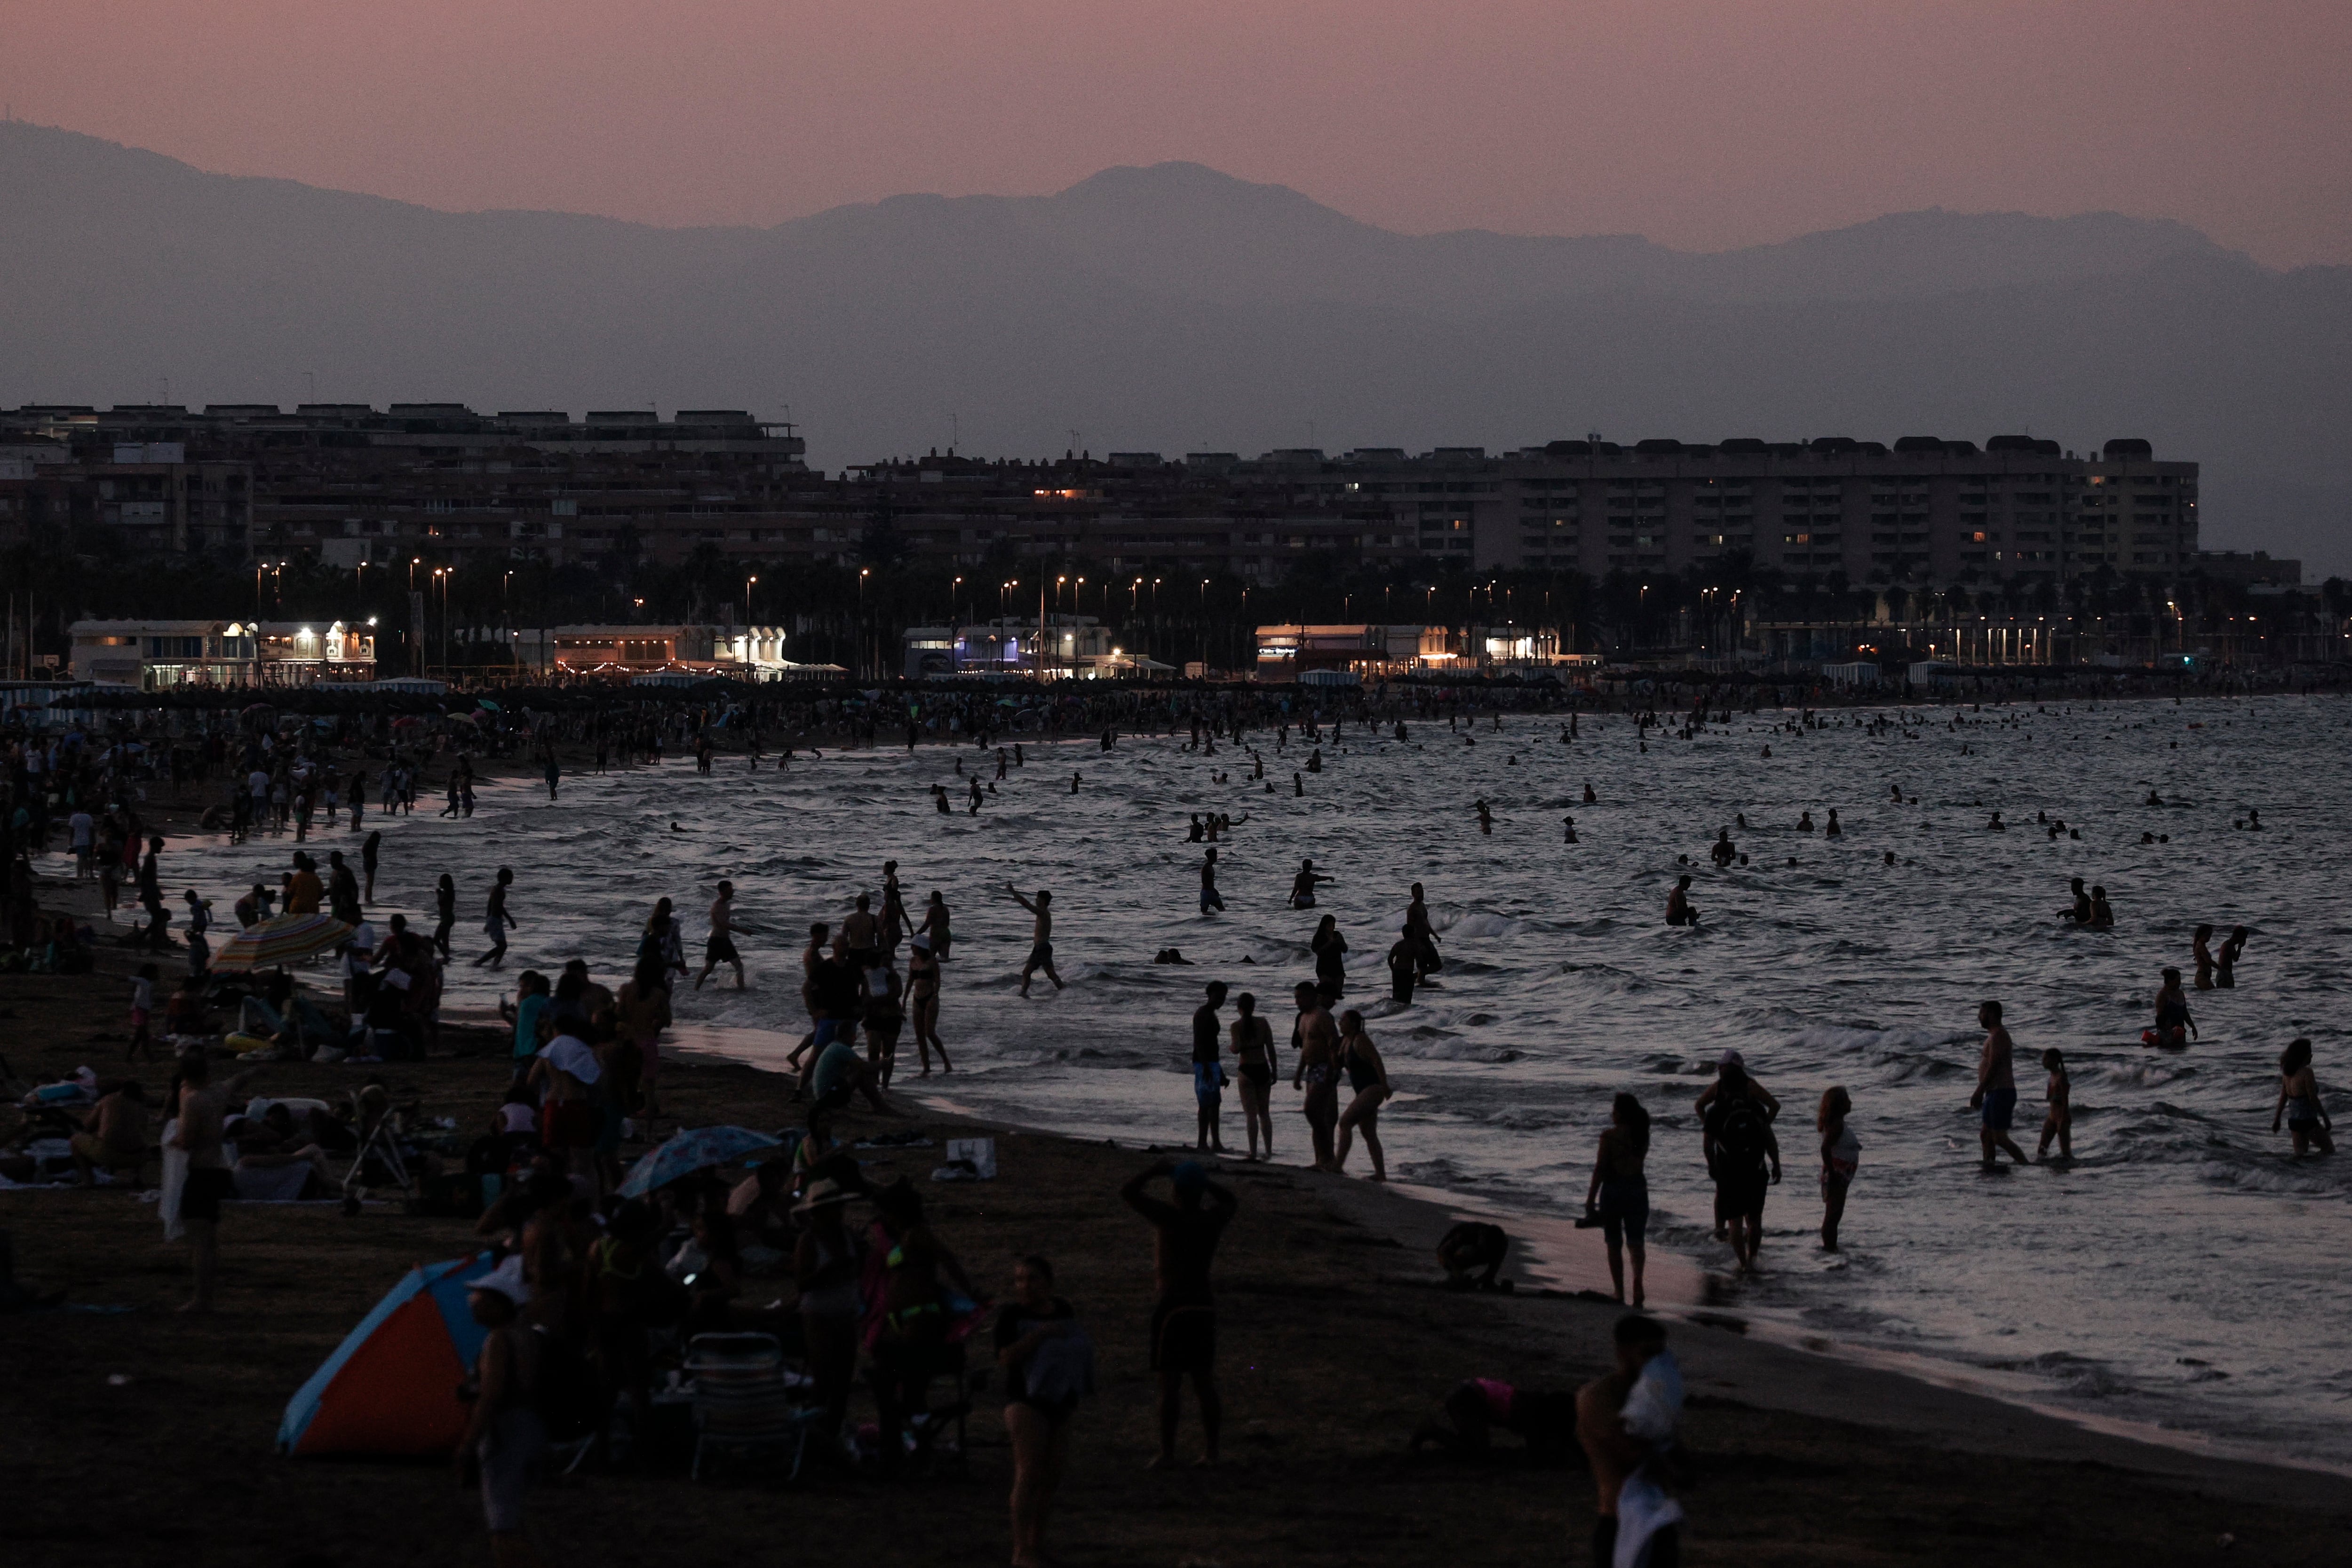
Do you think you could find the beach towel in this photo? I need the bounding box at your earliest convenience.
[1613,1350,1685,1568]
[159,1120,186,1241]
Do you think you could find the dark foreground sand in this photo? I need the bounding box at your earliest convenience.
[5,935,2349,1568]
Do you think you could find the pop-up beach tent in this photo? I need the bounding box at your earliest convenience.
[278,1252,494,1457]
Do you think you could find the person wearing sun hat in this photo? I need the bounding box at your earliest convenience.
[457,1253,545,1564]
[795,1177,864,1441]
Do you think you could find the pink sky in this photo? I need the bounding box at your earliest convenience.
[8,0,2348,265]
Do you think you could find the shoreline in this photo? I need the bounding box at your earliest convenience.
[7,958,2352,1564]
[665,1034,2352,1502]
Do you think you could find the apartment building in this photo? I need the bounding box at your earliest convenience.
[0,405,2197,588]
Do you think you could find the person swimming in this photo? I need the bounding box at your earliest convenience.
[2144,967,2196,1048]
[2057,877,2091,925]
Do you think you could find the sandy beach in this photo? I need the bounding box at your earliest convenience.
[6,914,2350,1568]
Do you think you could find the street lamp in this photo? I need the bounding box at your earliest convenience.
[857,567,870,680]
[746,574,758,624]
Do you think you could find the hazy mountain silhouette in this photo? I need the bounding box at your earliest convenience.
[2,123,2344,569]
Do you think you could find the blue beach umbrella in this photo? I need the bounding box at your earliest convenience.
[616,1125,780,1198]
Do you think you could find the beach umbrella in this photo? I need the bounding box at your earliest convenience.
[242,702,275,718]
[475,698,502,712]
[616,1125,780,1198]
[278,1252,495,1457]
[211,911,356,972]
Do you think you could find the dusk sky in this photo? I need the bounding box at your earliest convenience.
[7,1,2349,264]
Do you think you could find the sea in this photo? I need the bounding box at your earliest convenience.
[116,692,2352,1469]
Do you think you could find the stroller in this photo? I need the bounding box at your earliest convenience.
[338,1084,421,1215]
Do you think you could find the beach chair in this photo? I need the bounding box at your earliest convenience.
[684,1332,826,1482]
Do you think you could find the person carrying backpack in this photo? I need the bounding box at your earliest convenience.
[1703,1060,1780,1274]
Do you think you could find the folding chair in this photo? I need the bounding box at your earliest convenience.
[684,1332,827,1482]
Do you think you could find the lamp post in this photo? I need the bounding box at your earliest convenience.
[1199,578,1210,672]
[858,567,870,681]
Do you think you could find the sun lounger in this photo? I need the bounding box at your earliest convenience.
[683,1332,827,1482]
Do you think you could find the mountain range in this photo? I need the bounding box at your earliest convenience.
[2,122,2345,571]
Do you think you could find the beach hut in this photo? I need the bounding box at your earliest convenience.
[278,1253,494,1457]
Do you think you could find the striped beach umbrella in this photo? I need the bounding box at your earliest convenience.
[211,911,356,972]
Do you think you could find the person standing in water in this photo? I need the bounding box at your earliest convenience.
[1818,1087,1858,1250]
[1665,875,1699,927]
[1402,883,1442,982]
[1287,859,1332,909]
[2273,1038,2334,1156]
[1331,1011,1391,1181]
[1969,1001,2030,1166]
[2193,924,2217,989]
[1703,1061,1779,1273]
[1310,914,1348,1004]
[433,873,457,961]
[696,880,746,991]
[2217,925,2249,988]
[921,891,953,962]
[2147,967,2196,1047]
[473,867,516,968]
[360,829,381,904]
[1197,848,1225,917]
[1190,982,1228,1152]
[2035,1051,2072,1162]
[907,933,949,1074]
[1006,885,1064,996]
[1228,992,1276,1161]
[1583,1092,1651,1306]
[1290,982,1342,1172]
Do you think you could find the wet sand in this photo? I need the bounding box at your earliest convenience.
[5,923,2351,1568]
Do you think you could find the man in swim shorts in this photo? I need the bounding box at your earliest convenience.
[1969,1000,2030,1166]
[1191,982,1228,1152]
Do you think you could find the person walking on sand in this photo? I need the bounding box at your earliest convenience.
[2274,1037,2334,1156]
[168,1050,262,1313]
[1229,992,1276,1160]
[1969,1000,2031,1167]
[995,1255,1091,1568]
[1583,1092,1651,1305]
[1006,884,1064,995]
[1191,982,1229,1151]
[1121,1159,1237,1470]
[1818,1087,1859,1250]
[695,880,746,990]
[473,867,516,968]
[1576,1315,1685,1568]
[453,1256,549,1568]
[1331,1011,1392,1180]
[1290,982,1342,1172]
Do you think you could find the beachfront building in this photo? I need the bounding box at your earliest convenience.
[0,405,2203,592]
[502,624,832,681]
[899,618,1129,679]
[66,618,376,689]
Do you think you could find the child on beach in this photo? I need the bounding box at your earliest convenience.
[2037,1049,2073,1161]
[127,964,158,1062]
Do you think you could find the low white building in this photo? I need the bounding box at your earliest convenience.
[69,618,375,689]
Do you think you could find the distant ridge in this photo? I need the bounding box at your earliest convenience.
[1,124,2345,568]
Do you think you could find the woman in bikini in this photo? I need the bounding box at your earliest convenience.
[1582,1092,1651,1305]
[1228,992,1277,1160]
[908,934,949,1074]
[2192,924,2217,990]
[1331,1010,1393,1181]
[1310,915,1348,1004]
